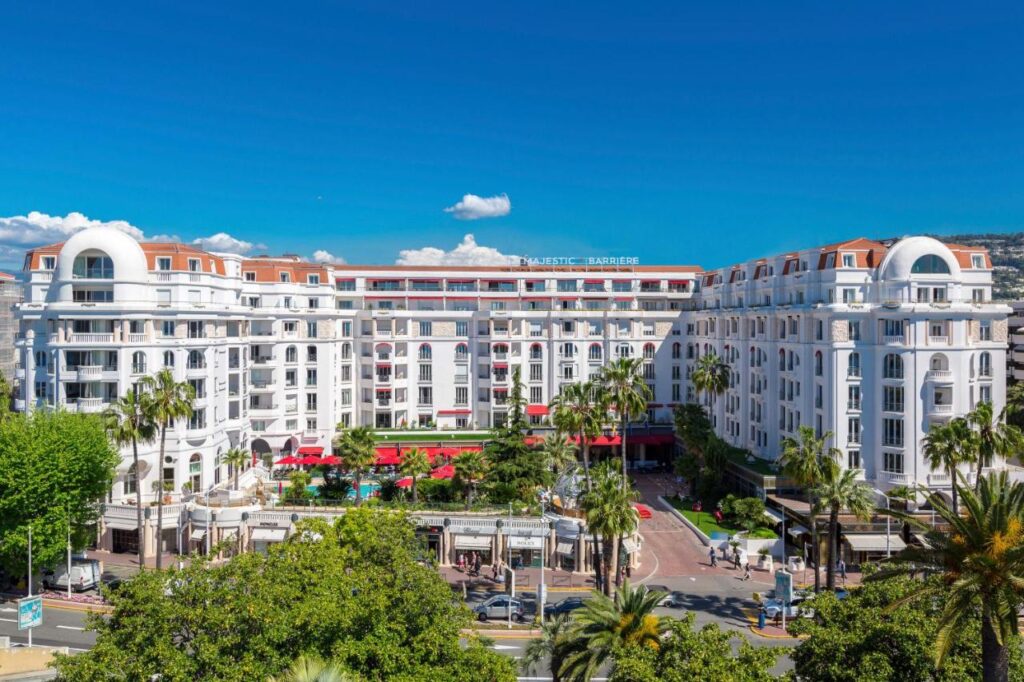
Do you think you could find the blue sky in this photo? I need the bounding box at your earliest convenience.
[1,2,1023,270]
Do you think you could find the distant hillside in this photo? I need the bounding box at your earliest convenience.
[932,232,1024,301]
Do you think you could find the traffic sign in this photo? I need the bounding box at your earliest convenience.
[18,596,42,630]
[774,569,793,604]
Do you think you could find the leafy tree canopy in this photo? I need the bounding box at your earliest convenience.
[54,509,515,682]
[0,411,119,575]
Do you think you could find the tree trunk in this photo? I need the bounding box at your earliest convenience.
[620,414,629,489]
[949,465,959,515]
[982,612,1010,682]
[156,426,167,570]
[826,507,838,591]
[603,534,618,597]
[580,433,593,493]
[133,438,145,570]
[809,497,820,593]
[412,478,418,504]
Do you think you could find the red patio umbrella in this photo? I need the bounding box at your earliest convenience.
[275,456,300,466]
[430,464,455,479]
[396,477,413,488]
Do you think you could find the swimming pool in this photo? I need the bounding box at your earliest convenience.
[306,482,381,499]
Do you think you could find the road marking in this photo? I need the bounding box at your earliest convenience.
[0,607,15,613]
[0,617,16,623]
[57,625,86,631]
[492,644,521,650]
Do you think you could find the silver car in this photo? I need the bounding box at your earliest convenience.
[474,595,525,622]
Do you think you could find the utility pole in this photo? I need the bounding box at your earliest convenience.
[27,525,33,648]
[67,503,73,599]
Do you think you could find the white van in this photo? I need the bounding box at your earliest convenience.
[40,560,101,592]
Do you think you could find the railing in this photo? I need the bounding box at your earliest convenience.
[75,397,105,412]
[156,272,171,282]
[884,472,909,484]
[882,335,905,345]
[76,365,103,380]
[925,369,953,381]
[127,333,147,343]
[929,335,949,344]
[70,333,114,343]
[930,404,953,414]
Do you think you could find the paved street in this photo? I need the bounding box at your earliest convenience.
[0,600,96,651]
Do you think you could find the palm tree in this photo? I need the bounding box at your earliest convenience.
[268,655,353,682]
[871,473,1024,682]
[453,450,487,509]
[223,447,249,492]
[549,381,606,493]
[812,463,874,591]
[541,432,578,475]
[334,426,377,505]
[691,351,730,408]
[968,401,1023,491]
[922,418,977,515]
[521,613,573,682]
[780,425,839,593]
[1005,381,1024,429]
[579,462,639,595]
[140,369,195,571]
[399,447,431,504]
[559,580,669,682]
[600,358,652,487]
[104,391,156,569]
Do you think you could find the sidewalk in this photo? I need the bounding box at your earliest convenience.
[440,565,596,593]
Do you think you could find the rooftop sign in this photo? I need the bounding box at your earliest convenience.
[520,256,640,267]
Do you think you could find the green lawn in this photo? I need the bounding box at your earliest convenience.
[667,496,778,539]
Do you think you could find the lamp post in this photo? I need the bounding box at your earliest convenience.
[27,525,33,648]
[66,502,72,599]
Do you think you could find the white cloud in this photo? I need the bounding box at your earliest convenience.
[311,249,346,265]
[190,232,267,255]
[0,211,146,246]
[395,233,520,266]
[443,193,511,220]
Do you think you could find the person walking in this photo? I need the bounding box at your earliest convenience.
[709,546,718,567]
[733,550,741,570]
[474,555,482,576]
[838,558,847,584]
[742,563,751,581]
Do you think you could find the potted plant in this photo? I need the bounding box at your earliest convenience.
[757,546,773,571]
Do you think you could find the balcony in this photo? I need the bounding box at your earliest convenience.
[74,397,106,413]
[928,472,951,486]
[929,336,949,345]
[930,404,954,415]
[884,472,909,484]
[926,369,954,383]
[126,333,148,344]
[69,333,114,344]
[882,335,905,345]
[76,365,104,380]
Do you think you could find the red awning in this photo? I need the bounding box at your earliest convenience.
[526,405,549,416]
[569,435,621,446]
[494,387,508,392]
[375,387,392,393]
[431,464,455,479]
[396,477,413,488]
[631,434,676,445]
[376,362,391,367]
[437,409,472,415]
[374,448,402,466]
[492,363,508,369]
[668,279,690,285]
[613,297,633,301]
[296,446,323,456]
[584,279,604,284]
[274,456,300,466]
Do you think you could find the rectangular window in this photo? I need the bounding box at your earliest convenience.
[530,364,543,381]
[307,321,318,338]
[418,386,433,405]
[419,364,432,381]
[848,321,861,340]
[883,418,904,447]
[306,369,317,386]
[280,272,290,283]
[419,321,432,336]
[530,386,543,404]
[188,258,201,272]
[848,417,861,444]
[848,450,861,469]
[455,387,468,405]
[883,450,904,473]
[188,321,204,338]
[157,257,172,271]
[883,386,904,413]
[848,385,861,410]
[456,321,468,336]
[305,393,317,411]
[841,254,855,268]
[980,322,992,341]
[307,274,320,285]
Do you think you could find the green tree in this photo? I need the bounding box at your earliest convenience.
[104,390,156,568]
[141,368,195,571]
[0,370,11,417]
[791,572,1024,682]
[54,510,515,681]
[334,426,377,505]
[871,473,1024,682]
[453,450,488,509]
[559,580,669,682]
[968,402,1023,491]
[691,352,730,408]
[780,425,838,593]
[550,381,607,493]
[599,358,652,486]
[286,470,312,501]
[579,463,638,595]
[485,367,550,499]
[267,655,355,682]
[812,464,874,591]
[223,447,250,492]
[0,411,119,576]
[922,418,976,515]
[1005,381,1024,430]
[541,432,577,475]
[521,613,574,682]
[608,613,779,682]
[399,447,431,504]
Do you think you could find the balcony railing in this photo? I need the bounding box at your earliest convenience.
[127,333,148,343]
[70,333,114,343]
[882,335,905,345]
[76,365,103,380]
[74,397,106,413]
[926,369,953,381]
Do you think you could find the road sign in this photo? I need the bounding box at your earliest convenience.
[18,596,42,630]
[775,569,793,604]
[504,567,516,598]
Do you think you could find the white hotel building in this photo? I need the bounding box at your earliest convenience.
[13,228,1010,506]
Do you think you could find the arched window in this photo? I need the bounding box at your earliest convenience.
[911,254,951,274]
[848,352,861,377]
[125,462,138,496]
[189,453,202,492]
[814,351,823,377]
[418,343,432,361]
[589,343,603,361]
[455,343,469,360]
[979,351,992,377]
[672,342,681,360]
[285,346,297,363]
[494,343,509,354]
[131,351,147,375]
[930,353,949,371]
[883,353,903,379]
[643,343,655,360]
[72,251,114,279]
[187,350,205,369]
[529,343,543,360]
[340,343,351,360]
[163,350,175,368]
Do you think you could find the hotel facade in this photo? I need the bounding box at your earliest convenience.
[14,228,1010,508]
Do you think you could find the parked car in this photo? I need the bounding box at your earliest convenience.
[40,560,101,592]
[546,596,588,617]
[761,588,848,620]
[659,591,688,608]
[473,595,525,622]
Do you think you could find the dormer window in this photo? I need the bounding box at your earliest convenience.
[307,274,320,285]
[188,258,201,272]
[971,254,985,269]
[841,254,855,268]
[157,257,172,271]
[280,272,291,283]
[244,272,256,282]
[825,253,836,268]
[41,256,56,270]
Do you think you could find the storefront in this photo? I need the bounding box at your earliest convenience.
[508,535,544,569]
[453,534,493,565]
[415,524,443,564]
[250,526,289,555]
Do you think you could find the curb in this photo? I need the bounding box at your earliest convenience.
[657,495,712,546]
[741,607,805,641]
[2,592,112,614]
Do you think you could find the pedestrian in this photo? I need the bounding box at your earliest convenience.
[838,558,847,583]
[742,563,751,581]
[457,553,465,571]
[474,555,482,576]
[492,563,499,581]
[758,604,767,630]
[709,546,718,567]
[733,552,741,570]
